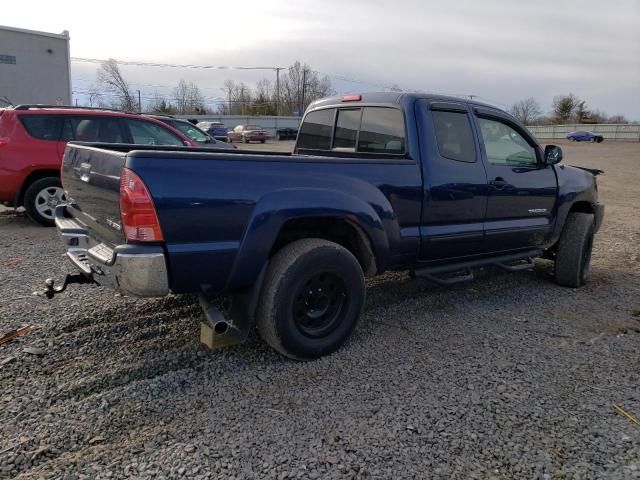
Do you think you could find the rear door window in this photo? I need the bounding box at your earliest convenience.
[66,116,125,143]
[333,108,361,150]
[432,110,476,163]
[125,119,185,146]
[357,107,405,154]
[19,115,63,141]
[297,108,335,150]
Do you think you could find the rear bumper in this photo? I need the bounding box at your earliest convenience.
[594,202,605,232]
[55,206,169,297]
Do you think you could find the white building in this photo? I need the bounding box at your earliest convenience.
[0,25,71,106]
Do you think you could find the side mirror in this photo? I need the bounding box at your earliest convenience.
[183,140,191,147]
[544,145,563,165]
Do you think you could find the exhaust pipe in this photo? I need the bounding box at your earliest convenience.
[198,294,249,349]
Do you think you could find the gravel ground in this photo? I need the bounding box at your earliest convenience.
[1,140,639,479]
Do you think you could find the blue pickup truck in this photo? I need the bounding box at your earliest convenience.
[50,92,604,359]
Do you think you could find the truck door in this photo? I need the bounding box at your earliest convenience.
[416,100,489,260]
[473,108,558,252]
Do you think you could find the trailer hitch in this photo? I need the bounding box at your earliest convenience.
[35,274,96,299]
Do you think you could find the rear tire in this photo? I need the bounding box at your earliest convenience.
[555,212,595,287]
[23,177,65,227]
[256,238,365,360]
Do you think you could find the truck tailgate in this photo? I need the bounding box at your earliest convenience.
[61,143,127,247]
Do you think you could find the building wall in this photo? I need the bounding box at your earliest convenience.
[0,25,71,106]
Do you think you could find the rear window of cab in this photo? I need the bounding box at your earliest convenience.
[297,106,405,155]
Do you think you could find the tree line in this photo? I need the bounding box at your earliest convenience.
[86,59,632,124]
[87,59,334,116]
[509,95,630,126]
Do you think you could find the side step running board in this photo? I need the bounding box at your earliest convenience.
[412,250,541,286]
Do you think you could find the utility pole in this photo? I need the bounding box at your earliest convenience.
[240,84,245,116]
[138,90,141,113]
[275,67,282,116]
[301,68,307,116]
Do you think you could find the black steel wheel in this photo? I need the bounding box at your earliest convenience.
[292,273,347,338]
[256,238,365,360]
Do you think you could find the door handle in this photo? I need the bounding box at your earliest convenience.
[490,177,510,188]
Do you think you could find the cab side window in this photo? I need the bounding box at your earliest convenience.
[431,110,476,163]
[477,117,537,166]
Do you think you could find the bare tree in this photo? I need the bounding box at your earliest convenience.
[219,61,334,116]
[607,114,628,124]
[221,79,236,115]
[173,80,206,114]
[587,109,608,124]
[149,92,175,114]
[279,61,334,115]
[251,78,275,115]
[509,97,542,125]
[97,58,137,111]
[85,84,107,108]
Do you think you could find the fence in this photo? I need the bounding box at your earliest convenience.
[175,115,301,138]
[176,117,640,142]
[527,124,640,141]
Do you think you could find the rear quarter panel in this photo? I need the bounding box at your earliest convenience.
[0,112,61,202]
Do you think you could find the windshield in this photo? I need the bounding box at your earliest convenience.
[171,120,210,143]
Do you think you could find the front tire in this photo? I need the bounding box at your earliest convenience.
[256,239,365,360]
[555,212,595,287]
[23,177,66,227]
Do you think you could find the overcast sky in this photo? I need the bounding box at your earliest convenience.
[4,0,640,118]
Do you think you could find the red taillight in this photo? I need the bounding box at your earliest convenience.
[120,168,164,242]
[0,138,7,147]
[341,94,362,102]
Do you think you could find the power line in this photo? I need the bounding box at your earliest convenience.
[72,57,284,71]
[71,56,410,92]
[71,56,484,106]
[73,77,226,92]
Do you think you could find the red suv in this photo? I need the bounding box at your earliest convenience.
[0,105,196,226]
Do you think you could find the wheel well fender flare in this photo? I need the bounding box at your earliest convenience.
[226,188,394,291]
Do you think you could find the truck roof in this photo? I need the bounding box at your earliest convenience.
[308,91,498,111]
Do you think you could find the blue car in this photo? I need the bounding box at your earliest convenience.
[196,121,229,142]
[567,131,603,143]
